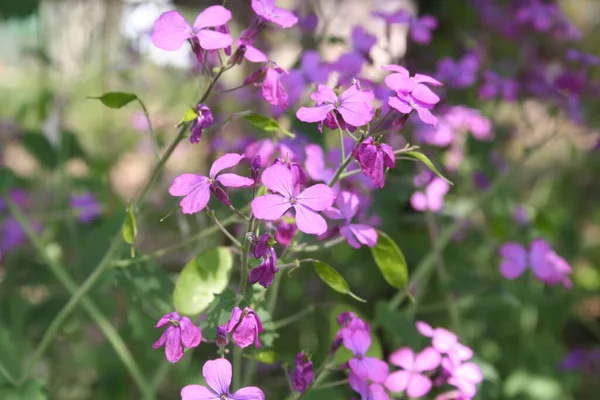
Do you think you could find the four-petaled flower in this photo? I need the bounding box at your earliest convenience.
[384,347,441,398]
[181,358,265,400]
[151,7,233,52]
[169,153,254,214]
[352,137,396,189]
[324,191,378,248]
[349,371,389,400]
[342,327,390,383]
[296,82,375,132]
[251,164,335,235]
[153,312,202,363]
[222,306,265,348]
[251,0,298,28]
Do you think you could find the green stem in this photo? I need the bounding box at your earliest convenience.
[338,126,346,161]
[136,98,160,160]
[328,154,354,187]
[313,378,349,390]
[295,236,345,253]
[208,210,243,248]
[6,200,153,399]
[272,305,315,329]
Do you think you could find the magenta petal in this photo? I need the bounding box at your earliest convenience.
[262,67,288,108]
[415,107,439,126]
[388,96,412,114]
[179,182,211,214]
[270,7,299,28]
[389,347,415,370]
[340,225,361,248]
[413,73,443,86]
[432,328,458,353]
[169,174,208,196]
[342,328,371,355]
[349,371,370,397]
[244,45,268,63]
[179,317,202,349]
[384,370,410,393]
[152,330,168,350]
[155,312,178,328]
[416,321,434,337]
[381,64,410,75]
[210,153,245,178]
[412,84,440,105]
[296,184,335,211]
[203,358,232,395]
[322,206,345,220]
[192,5,232,30]
[293,204,328,235]
[261,164,294,197]
[230,386,266,400]
[349,224,378,247]
[410,191,427,211]
[414,347,441,371]
[369,383,390,400]
[499,242,528,279]
[216,173,254,188]
[406,373,432,398]
[251,194,291,220]
[349,358,370,380]
[164,326,184,363]
[304,144,326,181]
[296,104,335,123]
[363,357,390,383]
[311,85,338,104]
[336,191,360,221]
[151,11,192,51]
[196,29,234,50]
[385,73,416,92]
[181,384,218,400]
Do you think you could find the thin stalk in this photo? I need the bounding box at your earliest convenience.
[295,236,345,253]
[338,126,346,160]
[136,98,160,160]
[208,210,243,248]
[272,305,315,330]
[313,379,349,390]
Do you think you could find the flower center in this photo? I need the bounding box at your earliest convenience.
[290,197,297,205]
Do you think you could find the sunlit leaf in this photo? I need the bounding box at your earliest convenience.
[313,261,365,302]
[244,113,295,138]
[405,151,452,184]
[370,231,408,289]
[173,247,233,316]
[252,350,278,365]
[121,204,137,258]
[89,92,138,109]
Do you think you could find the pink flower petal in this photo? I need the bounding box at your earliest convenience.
[412,84,440,104]
[216,173,254,188]
[415,107,439,126]
[385,73,416,92]
[151,11,192,51]
[179,317,202,349]
[251,194,291,220]
[336,191,360,221]
[296,184,335,211]
[343,328,371,356]
[203,358,232,395]
[416,321,434,337]
[414,347,441,371]
[389,347,415,370]
[413,73,443,86]
[296,104,335,123]
[340,225,361,248]
[406,373,432,398]
[293,204,328,235]
[499,242,528,279]
[192,5,232,30]
[262,68,288,108]
[381,64,410,76]
[432,328,458,353]
[388,96,412,114]
[179,181,211,214]
[410,191,427,211]
[384,370,410,393]
[369,383,390,400]
[244,45,268,63]
[209,153,246,178]
[311,85,338,104]
[322,206,345,220]
[349,224,378,247]
[261,164,294,197]
[165,326,184,363]
[181,384,217,399]
[304,144,326,181]
[196,29,234,50]
[230,386,265,400]
[363,357,390,383]
[169,174,208,196]
[270,6,299,28]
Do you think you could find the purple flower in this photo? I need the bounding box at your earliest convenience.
[284,51,330,106]
[499,239,572,288]
[296,82,375,132]
[435,54,479,89]
[292,352,315,393]
[70,192,102,223]
[384,347,441,398]
[169,153,254,214]
[181,358,264,400]
[324,191,378,248]
[252,0,298,28]
[235,27,268,63]
[515,0,558,31]
[1,217,41,252]
[351,26,377,61]
[249,233,278,288]
[342,328,389,383]
[478,71,519,102]
[441,358,483,398]
[251,164,335,235]
[566,49,600,66]
[189,104,214,144]
[410,177,450,213]
[152,312,202,363]
[372,9,437,45]
[222,306,264,349]
[349,372,389,400]
[304,144,336,185]
[416,321,473,362]
[151,7,233,52]
[246,63,289,109]
[275,220,296,245]
[352,137,395,189]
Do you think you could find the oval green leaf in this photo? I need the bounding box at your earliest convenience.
[122,204,137,258]
[371,231,408,289]
[313,261,365,302]
[90,92,137,109]
[173,247,234,316]
[244,113,295,138]
[253,350,278,365]
[405,151,452,185]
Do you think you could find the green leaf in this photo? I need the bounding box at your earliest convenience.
[200,289,236,338]
[313,261,365,302]
[173,247,234,316]
[0,379,47,400]
[370,231,408,289]
[405,151,452,184]
[252,350,278,365]
[89,92,138,109]
[121,204,137,258]
[244,113,295,138]
[183,108,198,122]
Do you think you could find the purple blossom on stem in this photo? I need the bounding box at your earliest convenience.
[251,164,335,235]
[342,328,389,383]
[292,352,315,393]
[152,312,202,363]
[323,191,378,248]
[235,27,268,63]
[151,7,233,52]
[249,233,278,288]
[384,347,441,398]
[352,137,396,189]
[440,357,483,398]
[245,63,289,109]
[69,192,102,223]
[189,104,214,144]
[515,0,559,32]
[251,0,298,28]
[181,358,264,400]
[169,153,254,214]
[296,82,375,132]
[222,306,264,349]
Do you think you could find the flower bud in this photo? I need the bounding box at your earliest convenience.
[210,184,231,207]
[251,155,262,183]
[216,326,229,347]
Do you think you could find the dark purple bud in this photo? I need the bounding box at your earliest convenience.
[251,155,262,183]
[210,184,231,207]
[292,352,314,393]
[244,66,268,85]
[253,233,270,259]
[231,44,247,65]
[216,326,229,347]
[189,104,213,144]
[330,335,343,354]
[189,37,204,64]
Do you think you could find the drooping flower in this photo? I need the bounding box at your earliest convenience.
[323,191,378,248]
[151,7,233,52]
[292,352,315,393]
[169,153,254,214]
[410,177,450,213]
[499,239,572,288]
[181,358,264,400]
[249,233,278,288]
[69,192,102,223]
[352,137,396,189]
[342,328,389,383]
[296,82,375,132]
[245,63,289,108]
[251,0,298,28]
[384,347,441,398]
[189,104,214,144]
[235,26,268,63]
[349,371,390,400]
[515,0,559,32]
[251,164,335,235]
[222,306,264,349]
[152,312,202,363]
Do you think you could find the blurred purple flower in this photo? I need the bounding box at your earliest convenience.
[153,312,202,363]
[252,0,298,28]
[384,347,441,398]
[435,54,479,89]
[343,328,389,383]
[410,177,450,213]
[349,371,389,400]
[70,192,102,223]
[478,71,519,102]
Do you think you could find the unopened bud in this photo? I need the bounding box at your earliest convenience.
[210,184,231,207]
[216,326,229,347]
